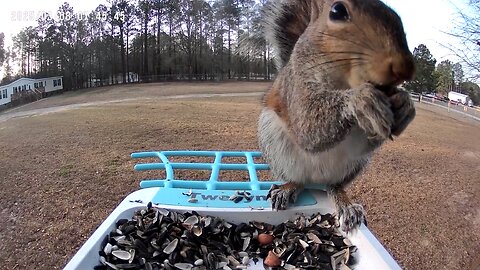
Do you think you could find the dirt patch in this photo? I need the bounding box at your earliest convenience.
[0,84,479,270]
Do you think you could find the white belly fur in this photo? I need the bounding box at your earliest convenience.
[258,108,373,185]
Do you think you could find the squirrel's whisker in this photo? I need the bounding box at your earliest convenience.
[321,62,366,72]
[305,57,367,71]
[340,29,377,52]
[303,51,372,57]
[351,21,378,51]
[306,59,365,69]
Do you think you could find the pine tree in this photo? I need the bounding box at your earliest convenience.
[404,44,436,93]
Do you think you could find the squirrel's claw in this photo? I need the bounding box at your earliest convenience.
[267,183,303,211]
[338,203,366,233]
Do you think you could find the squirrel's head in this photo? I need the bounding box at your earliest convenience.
[297,0,415,89]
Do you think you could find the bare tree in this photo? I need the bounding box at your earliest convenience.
[445,0,480,80]
[0,33,5,67]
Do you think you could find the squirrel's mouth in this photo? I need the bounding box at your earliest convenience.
[374,84,391,91]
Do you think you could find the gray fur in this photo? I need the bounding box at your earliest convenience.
[259,0,416,232]
[263,0,313,69]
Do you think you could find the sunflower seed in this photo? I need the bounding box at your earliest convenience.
[97,204,357,270]
[163,238,178,254]
[174,263,193,270]
[112,250,132,261]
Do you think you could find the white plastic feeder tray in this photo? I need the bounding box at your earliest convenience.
[64,151,402,270]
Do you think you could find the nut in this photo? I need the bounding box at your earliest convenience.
[258,233,274,246]
[264,250,281,267]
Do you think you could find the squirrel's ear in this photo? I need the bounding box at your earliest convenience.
[310,0,320,23]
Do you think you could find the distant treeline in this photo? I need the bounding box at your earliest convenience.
[1,0,275,90]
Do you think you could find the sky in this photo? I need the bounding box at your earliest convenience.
[383,0,468,63]
[0,0,472,70]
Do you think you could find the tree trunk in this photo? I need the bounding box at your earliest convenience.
[120,26,126,84]
[126,29,130,83]
[143,12,149,76]
[228,25,231,79]
[169,17,173,76]
[156,9,161,75]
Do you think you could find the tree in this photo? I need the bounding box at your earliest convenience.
[138,0,152,76]
[56,2,84,89]
[1,0,274,88]
[110,0,136,83]
[460,81,480,105]
[435,60,454,95]
[86,4,110,87]
[36,12,61,78]
[1,47,13,83]
[0,33,5,67]
[452,62,464,91]
[152,0,165,76]
[14,27,38,77]
[221,0,240,79]
[12,28,31,76]
[447,0,480,80]
[404,44,436,93]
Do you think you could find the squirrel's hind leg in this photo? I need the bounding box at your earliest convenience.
[327,185,367,233]
[267,182,304,210]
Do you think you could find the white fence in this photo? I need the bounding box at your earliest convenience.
[410,93,480,121]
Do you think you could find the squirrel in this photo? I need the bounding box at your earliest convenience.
[258,0,416,233]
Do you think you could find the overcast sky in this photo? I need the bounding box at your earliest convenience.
[0,0,471,66]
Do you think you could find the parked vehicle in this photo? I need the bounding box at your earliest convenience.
[434,94,448,102]
[448,91,471,105]
[449,100,461,106]
[423,92,436,98]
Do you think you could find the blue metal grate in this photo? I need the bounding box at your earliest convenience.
[132,150,277,190]
[131,150,321,208]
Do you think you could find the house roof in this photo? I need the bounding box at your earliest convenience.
[0,76,63,88]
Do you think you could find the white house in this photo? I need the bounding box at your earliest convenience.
[0,76,63,106]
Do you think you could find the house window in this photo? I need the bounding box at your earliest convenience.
[57,79,62,86]
[22,85,26,91]
[53,79,58,87]
[13,87,16,93]
[39,81,43,87]
[34,83,38,88]
[3,89,6,98]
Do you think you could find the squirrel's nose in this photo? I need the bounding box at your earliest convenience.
[389,53,415,84]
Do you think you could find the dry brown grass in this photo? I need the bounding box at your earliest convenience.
[0,82,478,270]
[3,81,270,113]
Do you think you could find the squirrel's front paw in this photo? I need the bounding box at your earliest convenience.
[390,91,416,136]
[351,84,394,141]
[339,203,366,233]
[267,183,303,210]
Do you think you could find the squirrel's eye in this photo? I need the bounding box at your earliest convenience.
[330,2,350,22]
